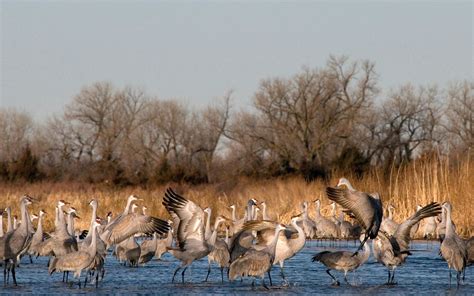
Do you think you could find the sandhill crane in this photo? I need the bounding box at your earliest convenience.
[410,205,423,238]
[312,234,370,286]
[381,204,399,235]
[5,207,12,233]
[204,207,212,240]
[229,223,287,289]
[49,220,102,288]
[228,200,257,235]
[114,203,141,267]
[100,195,169,248]
[0,209,4,238]
[139,233,158,265]
[38,200,78,257]
[230,216,305,285]
[467,237,474,267]
[27,210,47,257]
[155,225,173,260]
[422,216,438,239]
[373,202,441,284]
[299,201,316,238]
[329,202,340,225]
[440,202,467,287]
[13,215,19,230]
[67,208,80,237]
[260,202,270,220]
[0,195,34,286]
[313,199,339,239]
[253,207,260,220]
[338,212,354,239]
[326,178,383,254]
[205,226,230,282]
[162,188,226,283]
[79,199,106,257]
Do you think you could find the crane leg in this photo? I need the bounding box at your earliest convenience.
[279,262,289,286]
[390,269,396,284]
[326,269,339,286]
[386,269,391,284]
[29,255,33,264]
[205,263,211,282]
[456,271,461,287]
[172,266,181,283]
[449,270,451,286]
[181,266,188,283]
[220,267,224,283]
[3,262,7,286]
[267,271,272,286]
[262,278,269,290]
[11,266,17,286]
[344,272,350,285]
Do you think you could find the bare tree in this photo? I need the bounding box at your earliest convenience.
[0,108,33,162]
[244,56,377,178]
[444,81,473,154]
[372,84,442,166]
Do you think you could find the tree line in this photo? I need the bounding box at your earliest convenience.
[0,56,472,185]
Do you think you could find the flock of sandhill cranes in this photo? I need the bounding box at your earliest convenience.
[0,178,473,289]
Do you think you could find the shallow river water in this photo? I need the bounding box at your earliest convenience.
[1,240,472,295]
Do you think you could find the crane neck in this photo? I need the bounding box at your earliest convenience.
[388,207,394,220]
[225,228,229,245]
[267,227,284,262]
[124,198,133,215]
[19,200,29,233]
[0,215,3,237]
[87,205,97,238]
[315,202,321,217]
[231,207,237,221]
[165,229,173,247]
[37,214,43,235]
[292,219,305,238]
[205,210,212,240]
[208,220,222,246]
[6,208,12,232]
[262,204,268,220]
[89,224,98,256]
[67,213,75,236]
[445,207,454,237]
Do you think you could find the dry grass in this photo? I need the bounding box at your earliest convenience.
[0,155,472,237]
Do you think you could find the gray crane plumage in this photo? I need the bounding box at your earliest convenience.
[380,205,399,236]
[0,195,34,286]
[162,188,225,283]
[49,220,101,288]
[373,202,441,284]
[326,178,383,254]
[229,223,287,289]
[439,202,467,287]
[139,233,158,265]
[312,235,370,285]
[313,200,339,239]
[205,226,230,283]
[100,196,169,248]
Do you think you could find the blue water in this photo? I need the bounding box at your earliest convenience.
[1,240,472,295]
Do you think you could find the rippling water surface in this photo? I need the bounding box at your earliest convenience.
[1,240,472,295]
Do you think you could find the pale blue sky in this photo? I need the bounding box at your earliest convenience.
[1,1,472,120]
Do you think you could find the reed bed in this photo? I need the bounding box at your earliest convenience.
[0,156,472,237]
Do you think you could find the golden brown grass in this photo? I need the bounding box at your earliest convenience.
[0,155,472,237]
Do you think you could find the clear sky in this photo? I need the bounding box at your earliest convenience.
[1,1,472,120]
